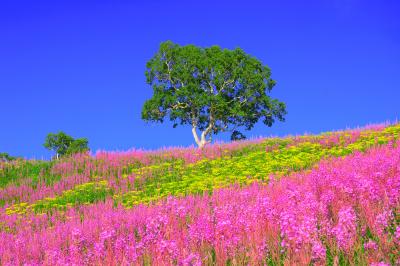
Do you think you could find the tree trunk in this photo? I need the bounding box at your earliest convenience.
[191,107,214,149]
[197,138,208,149]
[192,126,211,149]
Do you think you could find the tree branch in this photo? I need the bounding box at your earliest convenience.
[219,79,234,94]
[170,101,189,110]
[200,108,214,146]
[164,59,185,90]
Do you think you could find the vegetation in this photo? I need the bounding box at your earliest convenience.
[142,41,286,148]
[0,123,398,265]
[116,123,400,207]
[2,124,399,213]
[44,131,89,159]
[6,181,110,215]
[0,152,17,162]
[0,158,55,187]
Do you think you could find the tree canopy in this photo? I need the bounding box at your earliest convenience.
[65,138,89,156]
[142,41,287,148]
[44,132,89,159]
[0,152,17,162]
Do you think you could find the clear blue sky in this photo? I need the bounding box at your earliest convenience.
[1,1,399,159]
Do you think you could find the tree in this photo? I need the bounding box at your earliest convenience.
[0,152,16,162]
[230,130,246,141]
[65,138,89,155]
[44,132,89,159]
[142,41,287,148]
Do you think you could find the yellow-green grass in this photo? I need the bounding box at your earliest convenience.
[6,181,110,215]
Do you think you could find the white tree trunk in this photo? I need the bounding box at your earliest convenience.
[192,110,214,149]
[192,126,211,149]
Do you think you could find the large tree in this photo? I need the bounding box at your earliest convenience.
[142,41,287,148]
[44,132,89,159]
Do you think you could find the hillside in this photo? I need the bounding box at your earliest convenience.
[0,123,399,265]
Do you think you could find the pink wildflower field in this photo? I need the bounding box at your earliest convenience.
[0,125,399,265]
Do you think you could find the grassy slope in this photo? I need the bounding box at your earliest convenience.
[2,123,399,215]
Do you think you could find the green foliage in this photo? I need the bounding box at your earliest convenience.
[0,152,17,162]
[65,138,89,155]
[44,131,74,157]
[44,132,89,158]
[0,160,55,189]
[231,130,246,141]
[142,41,286,145]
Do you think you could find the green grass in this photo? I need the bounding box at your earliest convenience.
[0,160,58,188]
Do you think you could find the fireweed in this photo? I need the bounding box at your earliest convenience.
[2,123,399,211]
[0,139,399,265]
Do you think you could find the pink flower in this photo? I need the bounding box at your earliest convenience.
[363,240,378,251]
[375,210,393,236]
[94,242,104,257]
[394,226,400,244]
[333,207,357,250]
[370,262,390,266]
[100,229,115,241]
[71,228,82,238]
[181,253,201,266]
[311,241,326,261]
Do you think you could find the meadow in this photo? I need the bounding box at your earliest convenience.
[0,123,399,265]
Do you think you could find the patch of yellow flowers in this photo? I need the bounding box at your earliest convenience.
[6,181,110,215]
[116,124,400,208]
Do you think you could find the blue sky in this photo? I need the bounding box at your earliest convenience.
[1,0,399,159]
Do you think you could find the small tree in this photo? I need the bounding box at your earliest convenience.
[142,41,287,148]
[230,130,246,141]
[0,152,16,162]
[44,132,89,159]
